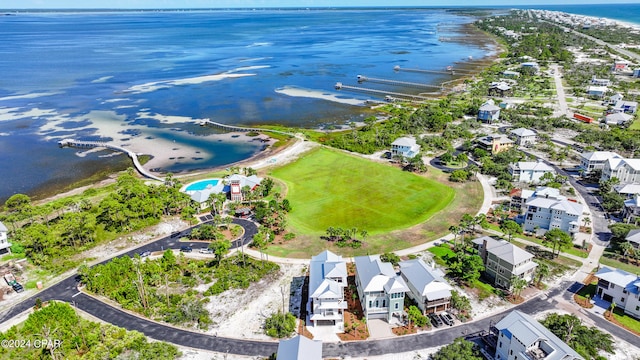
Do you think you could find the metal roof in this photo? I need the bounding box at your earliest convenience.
[276,335,322,360]
[399,259,452,299]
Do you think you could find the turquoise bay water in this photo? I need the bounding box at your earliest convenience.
[0,9,493,202]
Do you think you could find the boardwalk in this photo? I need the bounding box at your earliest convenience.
[357,74,444,90]
[199,119,298,138]
[58,139,164,182]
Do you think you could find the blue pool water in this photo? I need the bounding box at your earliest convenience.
[185,179,221,192]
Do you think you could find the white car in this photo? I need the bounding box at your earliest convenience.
[199,248,213,254]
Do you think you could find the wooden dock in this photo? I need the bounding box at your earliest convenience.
[334,82,433,101]
[57,139,164,182]
[199,120,296,138]
[393,65,475,76]
[356,75,444,90]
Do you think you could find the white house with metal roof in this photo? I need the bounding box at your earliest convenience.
[587,85,608,98]
[0,222,10,255]
[354,255,408,323]
[509,127,537,146]
[522,193,583,236]
[626,229,640,249]
[601,157,640,185]
[494,310,584,360]
[307,250,347,330]
[391,137,420,159]
[399,259,453,314]
[613,100,638,114]
[614,183,640,198]
[579,151,622,175]
[595,267,640,319]
[509,160,555,184]
[276,335,322,360]
[472,236,537,290]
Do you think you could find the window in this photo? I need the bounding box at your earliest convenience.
[623,289,628,294]
[369,301,372,308]
[376,300,379,307]
[636,306,639,311]
[395,303,399,310]
[610,284,615,289]
[499,341,502,348]
[510,350,513,355]
[382,300,386,307]
[621,297,625,303]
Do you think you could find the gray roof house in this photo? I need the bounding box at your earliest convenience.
[614,183,640,198]
[399,259,453,314]
[623,195,640,225]
[308,250,348,330]
[478,100,501,123]
[0,221,9,254]
[494,310,584,360]
[509,127,537,146]
[509,160,555,184]
[595,267,640,319]
[391,137,420,159]
[354,255,409,323]
[472,236,538,290]
[276,335,322,360]
[523,195,583,236]
[579,151,622,174]
[613,100,638,114]
[605,112,634,126]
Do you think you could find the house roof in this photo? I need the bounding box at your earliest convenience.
[0,222,6,232]
[580,151,621,162]
[495,311,584,360]
[309,250,347,299]
[625,195,640,211]
[605,112,633,124]
[622,159,640,171]
[391,137,417,147]
[510,127,536,137]
[227,174,263,189]
[354,255,407,293]
[399,259,453,300]
[512,161,555,172]
[276,335,323,360]
[480,101,501,111]
[614,100,638,109]
[587,85,608,93]
[615,183,640,195]
[490,81,512,91]
[526,197,583,216]
[626,229,640,245]
[595,267,640,295]
[533,186,561,199]
[503,70,520,76]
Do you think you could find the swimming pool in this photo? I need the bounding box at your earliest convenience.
[184,179,221,191]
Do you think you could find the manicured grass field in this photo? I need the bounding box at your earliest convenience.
[270,148,454,234]
[629,119,640,131]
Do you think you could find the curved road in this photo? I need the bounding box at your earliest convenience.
[0,217,631,357]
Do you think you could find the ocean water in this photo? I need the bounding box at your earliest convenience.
[0,9,493,202]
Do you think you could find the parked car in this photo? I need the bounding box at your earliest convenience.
[429,313,443,328]
[180,246,193,253]
[12,282,24,293]
[441,312,454,326]
[138,250,151,258]
[199,248,213,254]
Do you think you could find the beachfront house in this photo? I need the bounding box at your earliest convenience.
[354,255,408,323]
[308,250,347,330]
[391,137,420,159]
[399,259,453,314]
[276,335,323,360]
[472,236,537,290]
[476,135,514,155]
[594,267,640,319]
[509,160,555,184]
[509,128,536,146]
[477,100,501,123]
[522,190,583,236]
[623,194,640,224]
[613,100,638,114]
[605,112,634,127]
[601,157,640,185]
[493,310,584,360]
[0,222,10,255]
[587,85,608,98]
[579,151,622,175]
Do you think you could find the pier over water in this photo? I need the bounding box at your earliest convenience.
[58,139,164,182]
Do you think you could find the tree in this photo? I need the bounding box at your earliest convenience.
[510,275,528,299]
[449,225,461,248]
[620,241,635,263]
[209,239,232,265]
[609,301,616,319]
[430,338,483,360]
[380,252,400,266]
[541,313,614,359]
[264,311,296,338]
[407,305,429,328]
[535,262,550,287]
[450,169,470,182]
[543,228,573,258]
[450,290,471,314]
[500,220,523,242]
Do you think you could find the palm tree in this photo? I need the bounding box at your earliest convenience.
[359,230,368,243]
[449,225,461,248]
[620,241,635,263]
[510,276,528,300]
[582,216,591,229]
[608,301,616,319]
[535,262,550,288]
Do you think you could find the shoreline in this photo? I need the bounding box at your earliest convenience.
[12,15,503,205]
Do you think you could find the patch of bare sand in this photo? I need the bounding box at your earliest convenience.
[204,263,306,340]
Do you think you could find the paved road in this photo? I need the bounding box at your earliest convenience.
[551,64,569,117]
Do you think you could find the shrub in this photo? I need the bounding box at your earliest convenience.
[264,312,296,338]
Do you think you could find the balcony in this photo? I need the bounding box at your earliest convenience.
[526,347,548,360]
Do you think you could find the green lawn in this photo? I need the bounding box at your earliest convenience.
[599,256,640,274]
[629,119,640,131]
[270,148,455,235]
[612,308,640,334]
